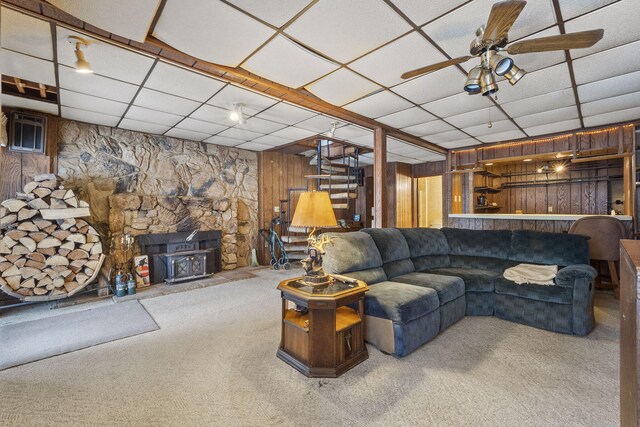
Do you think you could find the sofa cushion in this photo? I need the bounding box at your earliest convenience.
[509,230,589,266]
[392,272,465,305]
[427,267,501,292]
[365,281,439,324]
[494,277,572,304]
[442,228,512,259]
[338,268,388,285]
[322,231,387,284]
[362,228,414,278]
[449,255,515,271]
[398,228,451,271]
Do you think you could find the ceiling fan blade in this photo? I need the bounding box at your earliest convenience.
[506,29,604,54]
[482,0,527,44]
[401,56,472,79]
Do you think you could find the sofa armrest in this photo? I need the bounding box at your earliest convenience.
[555,264,597,336]
[555,264,597,288]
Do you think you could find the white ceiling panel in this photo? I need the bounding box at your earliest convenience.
[153,0,274,67]
[440,139,482,149]
[573,40,640,84]
[144,62,226,102]
[578,70,640,103]
[515,106,579,128]
[203,135,243,147]
[60,89,128,117]
[134,88,201,116]
[524,119,582,136]
[242,35,339,88]
[422,129,469,143]
[423,0,556,60]
[391,66,464,105]
[254,102,317,125]
[386,138,424,155]
[48,0,161,42]
[189,104,237,127]
[306,68,380,106]
[251,134,291,146]
[294,115,344,133]
[500,88,576,117]
[217,127,264,141]
[164,128,210,142]
[61,106,120,127]
[1,8,53,60]
[1,49,56,86]
[349,31,448,87]
[119,118,171,135]
[285,0,412,63]
[422,91,494,118]
[477,129,526,143]
[344,90,413,118]
[333,125,372,141]
[402,120,455,137]
[463,120,520,138]
[269,126,317,140]
[125,106,183,127]
[208,84,278,114]
[235,117,287,134]
[389,154,423,164]
[377,107,436,129]
[225,0,313,27]
[58,65,138,103]
[566,1,640,59]
[446,107,507,128]
[2,94,58,115]
[57,28,154,85]
[348,134,374,148]
[234,141,273,152]
[508,27,566,73]
[581,91,640,117]
[583,106,640,127]
[559,0,618,20]
[392,0,469,26]
[176,118,227,135]
[493,63,573,104]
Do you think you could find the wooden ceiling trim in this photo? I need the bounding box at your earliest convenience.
[50,21,62,116]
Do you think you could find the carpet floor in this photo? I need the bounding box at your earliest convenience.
[0,268,619,426]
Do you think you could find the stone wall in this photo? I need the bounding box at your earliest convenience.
[56,120,258,269]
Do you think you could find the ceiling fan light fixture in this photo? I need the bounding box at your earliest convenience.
[491,53,514,76]
[464,66,482,94]
[504,64,526,85]
[479,69,498,96]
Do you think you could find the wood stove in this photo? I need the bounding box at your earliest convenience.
[138,231,222,284]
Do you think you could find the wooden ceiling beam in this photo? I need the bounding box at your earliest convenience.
[13,77,25,94]
[1,0,448,156]
[1,75,57,94]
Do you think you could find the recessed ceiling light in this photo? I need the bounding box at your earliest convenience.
[523,158,533,162]
[229,103,246,124]
[485,162,493,166]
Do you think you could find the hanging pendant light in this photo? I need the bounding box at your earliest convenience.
[464,66,483,94]
[490,53,514,76]
[504,64,527,85]
[479,68,498,96]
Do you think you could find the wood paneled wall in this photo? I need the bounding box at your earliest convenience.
[395,163,413,228]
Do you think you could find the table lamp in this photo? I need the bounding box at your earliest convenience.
[290,191,337,287]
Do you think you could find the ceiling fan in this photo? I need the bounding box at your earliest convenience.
[400,0,604,96]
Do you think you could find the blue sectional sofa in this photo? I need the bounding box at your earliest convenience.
[322,227,597,358]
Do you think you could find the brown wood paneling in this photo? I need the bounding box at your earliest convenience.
[394,163,413,228]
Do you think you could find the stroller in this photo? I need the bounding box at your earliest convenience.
[259,216,291,270]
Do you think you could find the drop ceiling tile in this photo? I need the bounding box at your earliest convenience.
[439,139,481,149]
[422,129,469,143]
[333,125,372,141]
[119,118,171,135]
[144,62,226,102]
[500,88,576,117]
[294,115,344,133]
[1,8,53,60]
[58,65,138,103]
[1,49,56,86]
[203,135,243,147]
[344,90,413,118]
[217,127,264,141]
[125,106,183,127]
[48,0,160,42]
[153,0,274,67]
[1,94,58,115]
[583,106,640,127]
[390,155,423,164]
[57,28,154,84]
[477,129,526,143]
[463,120,520,138]
[493,63,573,104]
[422,92,493,118]
[566,1,640,58]
[559,0,617,20]
[176,118,228,135]
[60,89,128,117]
[164,128,210,142]
[306,68,380,106]
[350,31,448,87]
[285,0,412,63]
[386,138,423,155]
[235,117,287,134]
[207,84,278,114]
[514,106,579,128]
[254,102,317,125]
[446,107,507,128]
[573,41,640,84]
[225,0,312,27]
[189,104,237,127]
[234,141,273,151]
[392,0,468,26]
[133,88,201,116]
[524,119,582,136]
[578,70,640,103]
[242,35,339,88]
[251,134,291,146]
[348,134,374,148]
[581,91,640,117]
[269,126,317,140]
[377,107,436,129]
[507,27,566,73]
[403,120,455,137]
[61,106,121,126]
[392,66,465,105]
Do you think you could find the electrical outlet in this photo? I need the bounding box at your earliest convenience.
[548,206,553,213]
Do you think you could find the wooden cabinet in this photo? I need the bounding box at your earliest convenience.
[277,277,368,378]
[621,240,640,426]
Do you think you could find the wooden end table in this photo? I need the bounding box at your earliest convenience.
[276,276,368,378]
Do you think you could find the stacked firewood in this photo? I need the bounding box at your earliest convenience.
[0,174,104,301]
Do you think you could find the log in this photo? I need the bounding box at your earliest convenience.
[58,269,73,278]
[53,277,65,288]
[2,236,17,249]
[38,237,62,249]
[2,265,20,277]
[38,180,58,190]
[23,181,39,193]
[68,249,89,260]
[32,187,51,198]
[28,232,48,243]
[21,267,41,279]
[27,253,46,263]
[33,287,48,295]
[33,173,57,182]
[38,276,52,288]
[1,199,27,212]
[17,208,38,221]
[19,237,37,252]
[37,247,57,256]
[1,214,17,228]
[45,255,69,266]
[86,234,100,243]
[58,248,71,257]
[80,243,94,252]
[0,242,11,255]
[33,219,53,230]
[17,221,39,232]
[60,241,75,251]
[12,245,29,256]
[21,278,36,289]
[67,234,86,244]
[63,281,81,293]
[91,242,103,255]
[16,192,35,201]
[49,198,68,209]
[75,272,89,285]
[52,230,71,240]
[79,200,89,208]
[50,189,66,199]
[5,255,22,263]
[5,230,27,240]
[0,262,13,272]
[85,260,100,270]
[17,288,33,296]
[40,208,90,220]
[25,260,45,269]
[28,198,49,210]
[33,272,48,281]
[51,288,66,296]
[15,258,26,268]
[59,219,76,230]
[70,260,85,272]
[6,275,21,290]
[65,197,79,208]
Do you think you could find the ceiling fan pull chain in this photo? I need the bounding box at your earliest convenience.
[488,95,493,128]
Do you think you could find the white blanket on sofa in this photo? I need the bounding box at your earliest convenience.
[503,263,558,286]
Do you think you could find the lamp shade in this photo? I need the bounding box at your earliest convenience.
[291,191,337,228]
